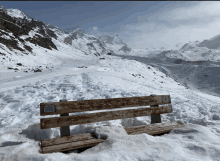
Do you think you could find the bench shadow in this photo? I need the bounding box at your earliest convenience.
[0,141,25,147]
[18,123,57,142]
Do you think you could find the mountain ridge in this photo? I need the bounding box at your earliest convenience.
[1,5,220,73]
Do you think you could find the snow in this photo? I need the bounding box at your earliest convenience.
[0,34,10,40]
[0,11,220,159]
[6,9,32,21]
[0,45,220,161]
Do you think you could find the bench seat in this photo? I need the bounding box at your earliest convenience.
[41,133,104,154]
[125,121,184,135]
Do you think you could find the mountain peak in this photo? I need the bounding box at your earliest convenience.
[63,26,84,33]
[6,8,32,21]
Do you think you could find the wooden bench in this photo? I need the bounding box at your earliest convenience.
[39,94,183,154]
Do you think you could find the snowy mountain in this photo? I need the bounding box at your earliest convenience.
[98,34,126,45]
[0,6,129,73]
[98,34,132,55]
[198,35,220,49]
[174,42,186,50]
[132,39,220,64]
[63,26,81,33]
[167,40,220,62]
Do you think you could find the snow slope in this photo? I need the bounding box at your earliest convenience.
[0,53,220,161]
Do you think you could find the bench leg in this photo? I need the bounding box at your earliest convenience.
[59,99,71,137]
[60,100,71,154]
[150,104,161,124]
[151,115,161,124]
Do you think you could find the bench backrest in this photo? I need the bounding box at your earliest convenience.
[39,95,172,130]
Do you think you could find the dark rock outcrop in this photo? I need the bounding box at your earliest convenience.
[174,59,183,64]
[34,68,42,72]
[198,38,220,49]
[0,6,58,54]
[119,45,131,53]
[25,35,57,50]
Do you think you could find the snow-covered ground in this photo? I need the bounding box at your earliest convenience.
[0,51,220,161]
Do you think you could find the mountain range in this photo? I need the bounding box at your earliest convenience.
[1,5,220,73]
[0,5,131,73]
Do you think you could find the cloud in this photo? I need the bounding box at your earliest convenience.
[67,2,220,50]
[93,26,98,31]
[117,2,220,49]
[159,2,220,21]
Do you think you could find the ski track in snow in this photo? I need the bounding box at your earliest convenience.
[0,56,220,161]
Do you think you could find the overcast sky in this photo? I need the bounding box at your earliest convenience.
[1,1,220,49]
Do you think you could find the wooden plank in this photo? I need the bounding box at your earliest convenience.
[40,95,171,116]
[125,121,184,135]
[40,105,172,129]
[41,139,104,154]
[125,121,181,132]
[41,133,94,147]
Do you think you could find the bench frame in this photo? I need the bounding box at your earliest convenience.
[39,94,183,154]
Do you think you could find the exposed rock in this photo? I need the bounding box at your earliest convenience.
[0,52,6,56]
[16,63,22,66]
[7,67,13,69]
[119,45,131,53]
[94,53,100,57]
[34,68,42,72]
[78,66,87,68]
[14,68,19,70]
[198,38,220,49]
[0,37,25,52]
[24,45,32,52]
[64,36,72,45]
[25,36,57,50]
[174,59,183,64]
[87,43,94,48]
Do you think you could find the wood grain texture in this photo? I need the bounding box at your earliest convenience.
[40,105,172,129]
[41,138,104,154]
[40,95,171,116]
[41,133,94,147]
[125,121,184,135]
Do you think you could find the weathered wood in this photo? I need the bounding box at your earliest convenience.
[41,133,94,147]
[40,95,171,116]
[150,104,161,124]
[41,138,104,154]
[40,105,172,129]
[59,100,70,137]
[39,95,178,154]
[125,121,183,135]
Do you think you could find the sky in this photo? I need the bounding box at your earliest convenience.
[1,1,220,49]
